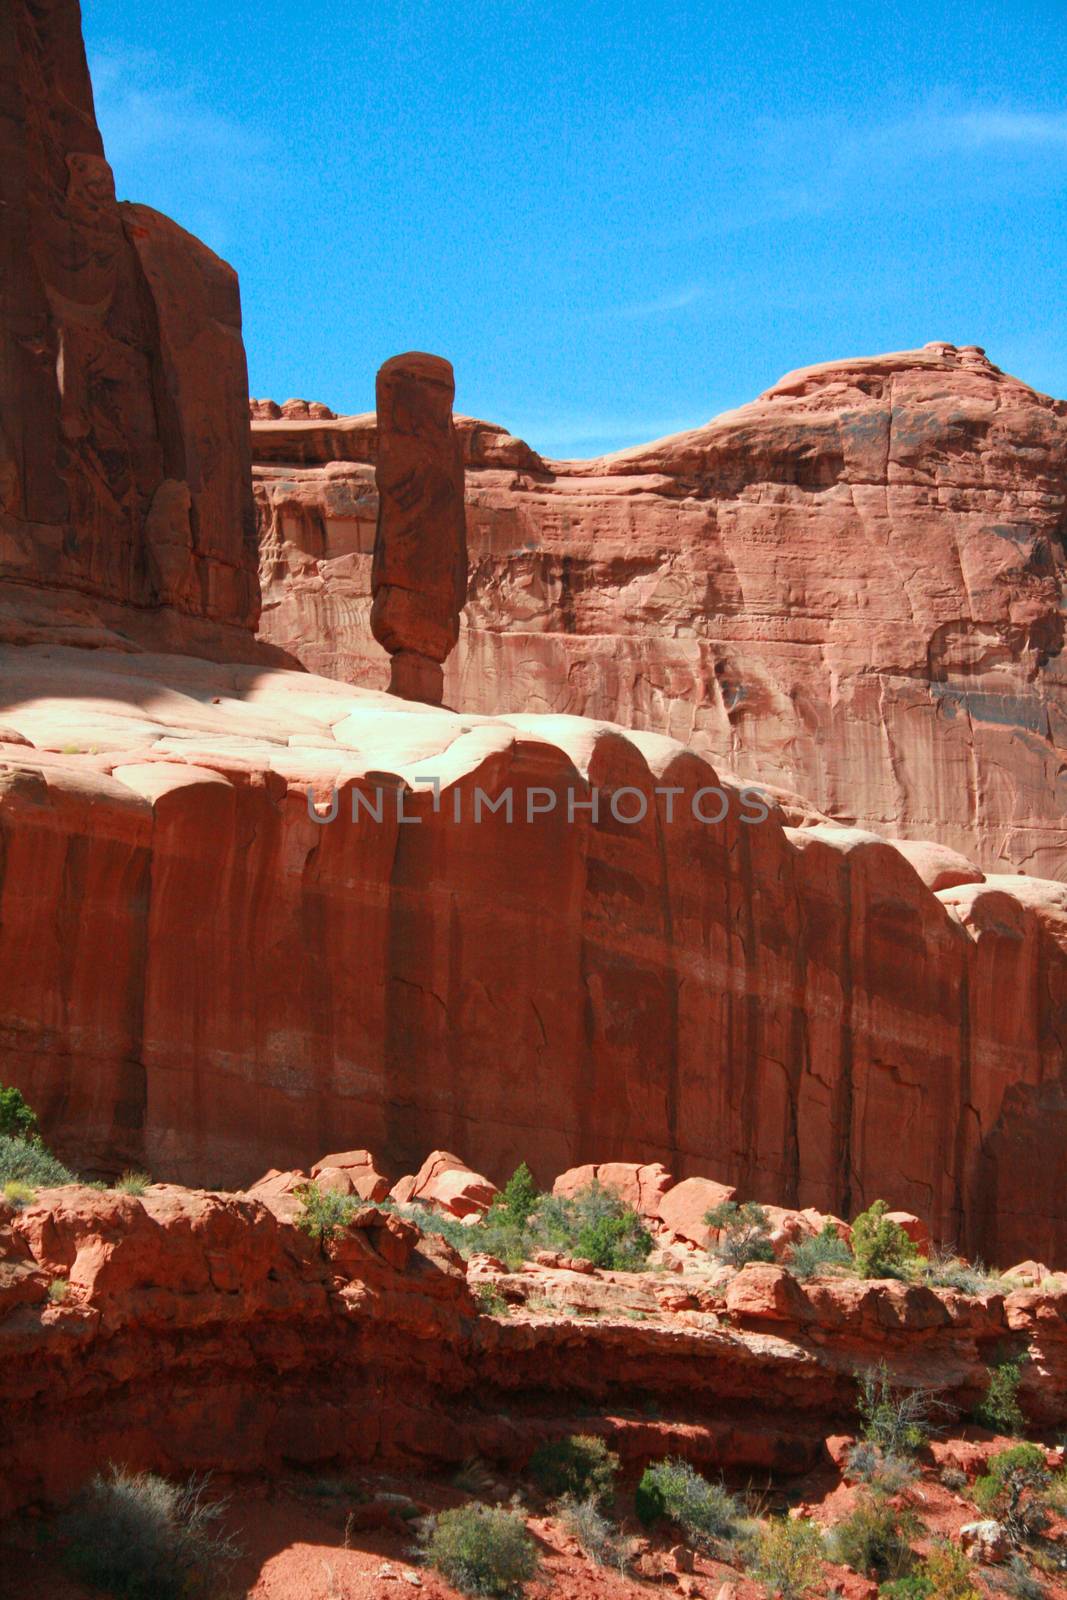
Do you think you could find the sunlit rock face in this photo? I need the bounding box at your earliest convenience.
[253,344,1067,877]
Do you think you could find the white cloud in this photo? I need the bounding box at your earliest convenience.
[611,284,705,319]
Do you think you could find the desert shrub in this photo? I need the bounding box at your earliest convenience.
[59,1467,240,1600]
[1001,1554,1049,1598]
[473,1283,509,1316]
[527,1435,619,1507]
[294,1184,360,1242]
[1045,1467,1067,1516]
[114,1171,151,1196]
[973,1354,1026,1435]
[47,1278,70,1304]
[882,1541,979,1600]
[850,1200,918,1280]
[856,1362,934,1456]
[635,1458,744,1548]
[747,1515,824,1599]
[0,1084,38,1142]
[533,1182,653,1271]
[787,1223,852,1279]
[0,1133,73,1189]
[940,1465,968,1492]
[920,1247,1009,1296]
[421,1502,538,1596]
[973,1444,1050,1544]
[827,1493,919,1581]
[2,1180,36,1209]
[557,1494,633,1570]
[704,1201,776,1267]
[844,1442,917,1492]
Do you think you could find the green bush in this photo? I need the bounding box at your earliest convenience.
[635,1458,744,1549]
[59,1467,240,1600]
[492,1163,539,1229]
[850,1200,918,1279]
[556,1494,633,1570]
[294,1184,359,1242]
[747,1516,824,1599]
[704,1201,776,1267]
[534,1182,653,1271]
[882,1541,980,1600]
[422,1503,538,1596]
[973,1354,1026,1435]
[0,1084,38,1142]
[473,1283,509,1316]
[827,1493,918,1581]
[844,1442,917,1493]
[919,1248,1008,1297]
[787,1223,852,1279]
[973,1444,1049,1544]
[527,1435,619,1507]
[856,1363,933,1456]
[0,1132,73,1189]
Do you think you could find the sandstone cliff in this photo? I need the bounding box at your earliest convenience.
[253,347,1067,878]
[0,0,261,658]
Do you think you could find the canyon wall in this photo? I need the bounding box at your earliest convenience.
[0,0,261,657]
[1,647,1065,1266]
[253,348,1067,878]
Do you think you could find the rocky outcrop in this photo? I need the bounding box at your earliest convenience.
[1,644,1066,1265]
[371,352,467,704]
[253,344,1067,877]
[2,1183,1066,1519]
[0,0,261,657]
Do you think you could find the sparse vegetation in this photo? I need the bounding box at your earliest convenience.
[421,1502,538,1596]
[47,1277,71,1304]
[415,1176,652,1272]
[473,1283,509,1316]
[527,1435,619,1507]
[857,1362,936,1456]
[59,1467,241,1600]
[703,1200,776,1267]
[114,1170,152,1196]
[827,1492,919,1581]
[844,1441,917,1492]
[2,1179,36,1209]
[850,1200,918,1280]
[973,1354,1026,1435]
[635,1457,745,1549]
[786,1222,853,1279]
[920,1247,1009,1297]
[0,1131,73,1189]
[881,1540,980,1600]
[940,1465,968,1492]
[747,1515,824,1599]
[973,1443,1050,1545]
[557,1494,634,1571]
[1001,1553,1049,1598]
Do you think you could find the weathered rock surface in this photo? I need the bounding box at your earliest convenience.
[1,642,1064,1263]
[253,345,1067,877]
[371,352,467,703]
[0,0,262,659]
[3,1182,1067,1519]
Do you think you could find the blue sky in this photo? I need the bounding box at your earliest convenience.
[83,0,1067,457]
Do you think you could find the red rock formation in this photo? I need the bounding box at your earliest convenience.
[2,1183,1066,1518]
[371,352,467,703]
[0,0,260,657]
[1,646,1065,1264]
[253,345,1067,877]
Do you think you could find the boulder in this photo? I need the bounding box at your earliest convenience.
[409,1152,498,1218]
[883,1212,931,1253]
[959,1520,1009,1563]
[656,1178,737,1248]
[311,1149,390,1202]
[552,1161,674,1218]
[725,1263,812,1324]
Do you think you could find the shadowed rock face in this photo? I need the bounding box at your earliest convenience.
[371,352,467,703]
[0,0,259,654]
[253,344,1067,877]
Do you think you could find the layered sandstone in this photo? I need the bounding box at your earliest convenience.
[0,0,261,657]
[1,643,1066,1265]
[253,346,1067,877]
[2,1183,1066,1519]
